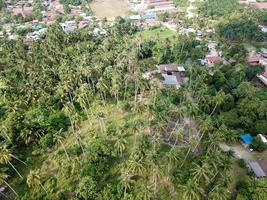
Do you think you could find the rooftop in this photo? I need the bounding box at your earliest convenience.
[240,133,253,145]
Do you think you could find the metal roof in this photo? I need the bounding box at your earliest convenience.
[162,74,178,85]
[248,161,266,177]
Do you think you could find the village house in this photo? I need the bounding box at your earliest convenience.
[251,2,267,9]
[60,21,77,32]
[247,160,267,178]
[257,65,267,86]
[11,6,33,17]
[156,64,187,89]
[205,56,224,65]
[248,54,261,65]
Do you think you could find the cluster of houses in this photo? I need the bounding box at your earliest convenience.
[247,48,267,86]
[0,0,107,44]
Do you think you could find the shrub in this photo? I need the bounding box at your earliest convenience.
[76,177,97,200]
[46,111,70,133]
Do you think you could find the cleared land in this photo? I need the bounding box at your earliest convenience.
[136,27,176,40]
[90,0,129,20]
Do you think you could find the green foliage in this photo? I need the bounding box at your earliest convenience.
[76,177,98,200]
[216,12,267,41]
[46,111,70,133]
[237,159,246,168]
[199,0,242,18]
[254,120,267,134]
[0,0,6,10]
[251,137,267,152]
[222,44,247,63]
[236,178,267,200]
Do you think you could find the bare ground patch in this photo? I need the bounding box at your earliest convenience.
[90,0,129,20]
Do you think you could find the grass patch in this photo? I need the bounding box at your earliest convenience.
[137,27,176,41]
[228,160,248,194]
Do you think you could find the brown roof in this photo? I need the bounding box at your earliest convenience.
[258,160,267,174]
[158,64,179,72]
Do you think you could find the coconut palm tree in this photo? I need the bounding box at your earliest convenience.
[26,170,47,193]
[54,129,70,161]
[0,171,18,196]
[179,178,204,200]
[0,146,26,179]
[114,133,127,157]
[210,90,226,116]
[191,162,212,184]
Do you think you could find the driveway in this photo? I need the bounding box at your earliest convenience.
[219,143,254,161]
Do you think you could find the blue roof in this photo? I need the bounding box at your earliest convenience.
[240,133,253,145]
[144,12,156,20]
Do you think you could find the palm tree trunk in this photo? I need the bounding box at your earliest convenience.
[39,183,48,194]
[8,161,23,179]
[210,102,218,116]
[58,139,70,161]
[11,155,27,166]
[4,181,18,196]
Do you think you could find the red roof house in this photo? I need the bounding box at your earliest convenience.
[248,55,260,65]
[78,21,90,29]
[12,6,33,17]
[206,56,224,64]
[251,3,267,9]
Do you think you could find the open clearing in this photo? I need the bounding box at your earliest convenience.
[90,0,129,20]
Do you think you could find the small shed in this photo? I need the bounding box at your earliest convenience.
[240,133,253,145]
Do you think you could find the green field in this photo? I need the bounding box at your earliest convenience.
[137,27,177,41]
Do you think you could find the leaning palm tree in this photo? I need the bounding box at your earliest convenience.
[54,129,70,161]
[0,146,26,179]
[0,171,18,196]
[26,170,47,193]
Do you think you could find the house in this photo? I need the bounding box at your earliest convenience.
[146,19,161,27]
[60,21,76,32]
[247,160,267,177]
[257,66,267,86]
[144,12,157,20]
[11,6,33,17]
[205,56,224,65]
[156,64,187,89]
[240,133,253,146]
[78,21,90,29]
[251,2,267,9]
[43,11,57,23]
[248,54,260,65]
[129,15,141,21]
[261,48,267,58]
